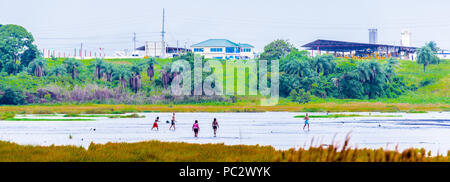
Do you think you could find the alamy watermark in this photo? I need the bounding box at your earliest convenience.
[169,54,279,106]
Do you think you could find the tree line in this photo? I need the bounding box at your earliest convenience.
[0,24,444,105]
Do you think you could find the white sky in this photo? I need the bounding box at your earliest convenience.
[1,0,449,55]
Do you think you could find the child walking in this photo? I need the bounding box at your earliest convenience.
[169,112,176,130]
[192,120,200,137]
[212,118,219,137]
[152,117,160,131]
[303,113,310,131]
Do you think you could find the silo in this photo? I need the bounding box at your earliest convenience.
[369,28,378,44]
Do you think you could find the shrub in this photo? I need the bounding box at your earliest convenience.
[419,78,436,87]
[289,89,312,104]
[0,112,16,120]
[32,110,56,114]
[0,88,25,105]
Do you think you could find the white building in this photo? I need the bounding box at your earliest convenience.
[191,39,255,59]
[136,41,190,58]
[401,29,411,47]
[436,50,450,59]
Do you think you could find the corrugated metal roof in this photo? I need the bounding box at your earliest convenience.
[302,39,418,52]
[238,43,254,48]
[191,39,253,48]
[191,39,239,47]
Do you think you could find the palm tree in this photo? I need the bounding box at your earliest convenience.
[354,61,371,83]
[417,45,440,72]
[103,62,115,82]
[28,57,47,77]
[160,64,173,89]
[48,65,67,77]
[313,55,336,76]
[63,58,82,79]
[355,60,386,99]
[113,65,131,89]
[92,58,106,80]
[384,58,398,82]
[426,41,439,53]
[281,58,313,78]
[143,57,158,81]
[129,62,143,93]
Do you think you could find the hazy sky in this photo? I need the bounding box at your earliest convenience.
[1,0,450,55]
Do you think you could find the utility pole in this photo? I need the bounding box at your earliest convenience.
[133,32,136,51]
[80,43,83,60]
[161,8,166,58]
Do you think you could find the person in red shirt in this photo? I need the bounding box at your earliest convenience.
[152,117,160,131]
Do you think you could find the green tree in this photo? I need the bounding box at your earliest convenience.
[113,65,131,88]
[63,58,82,79]
[0,87,25,105]
[129,62,143,93]
[0,24,39,74]
[143,57,158,81]
[28,57,47,77]
[313,55,336,76]
[384,58,399,82]
[417,45,440,72]
[289,89,312,104]
[426,41,439,53]
[281,57,314,78]
[279,50,319,96]
[48,65,67,77]
[92,58,106,80]
[103,62,116,82]
[259,39,297,61]
[358,60,387,99]
[160,64,174,89]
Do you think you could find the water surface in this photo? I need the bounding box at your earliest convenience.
[0,112,449,155]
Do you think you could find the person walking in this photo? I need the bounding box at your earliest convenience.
[169,112,176,130]
[192,120,200,137]
[212,118,219,137]
[303,113,310,131]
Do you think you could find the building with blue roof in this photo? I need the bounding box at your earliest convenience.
[191,39,255,60]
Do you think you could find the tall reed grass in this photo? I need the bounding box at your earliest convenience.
[0,139,447,162]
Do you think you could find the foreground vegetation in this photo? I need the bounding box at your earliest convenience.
[0,140,447,162]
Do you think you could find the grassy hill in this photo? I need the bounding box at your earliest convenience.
[0,57,447,112]
[45,58,448,105]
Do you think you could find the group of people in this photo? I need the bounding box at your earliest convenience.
[150,112,311,137]
[151,112,220,137]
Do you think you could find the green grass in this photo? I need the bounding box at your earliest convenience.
[406,110,428,113]
[0,112,15,120]
[26,114,59,117]
[63,114,115,117]
[107,113,145,118]
[294,114,402,118]
[384,59,449,104]
[63,113,145,118]
[4,118,95,121]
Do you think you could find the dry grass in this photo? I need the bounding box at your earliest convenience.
[0,102,448,114]
[0,139,447,162]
